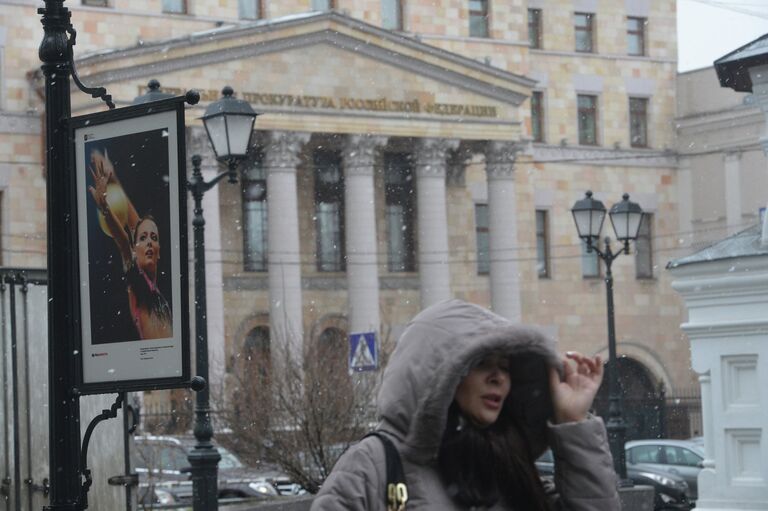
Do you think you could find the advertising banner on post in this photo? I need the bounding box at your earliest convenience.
[70,97,191,394]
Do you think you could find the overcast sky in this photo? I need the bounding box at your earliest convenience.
[678,0,768,72]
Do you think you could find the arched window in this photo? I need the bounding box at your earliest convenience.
[243,326,271,383]
[593,357,662,441]
[312,327,352,402]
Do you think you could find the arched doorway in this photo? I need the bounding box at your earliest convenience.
[243,325,271,384]
[593,357,664,440]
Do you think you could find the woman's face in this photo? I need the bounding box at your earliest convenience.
[135,218,160,276]
[454,354,511,428]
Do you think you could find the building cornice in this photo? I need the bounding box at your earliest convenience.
[0,111,40,135]
[532,144,676,167]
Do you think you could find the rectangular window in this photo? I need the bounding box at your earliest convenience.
[469,0,489,38]
[243,151,267,272]
[82,0,109,6]
[629,97,649,148]
[574,12,594,53]
[314,149,345,272]
[531,91,544,143]
[385,153,416,272]
[162,0,186,14]
[475,204,490,275]
[536,210,550,278]
[627,17,646,56]
[581,239,600,278]
[382,0,403,30]
[528,8,542,49]
[239,0,263,19]
[312,0,334,10]
[635,213,653,279]
[577,94,598,145]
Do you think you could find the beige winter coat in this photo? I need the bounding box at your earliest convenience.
[312,299,620,510]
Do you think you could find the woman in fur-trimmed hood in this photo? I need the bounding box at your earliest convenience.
[311,299,620,510]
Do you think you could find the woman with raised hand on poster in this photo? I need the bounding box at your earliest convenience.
[88,148,173,340]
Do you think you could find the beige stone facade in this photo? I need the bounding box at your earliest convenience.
[3,0,696,425]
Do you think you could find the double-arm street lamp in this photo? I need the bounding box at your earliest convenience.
[189,86,258,511]
[136,82,258,510]
[571,191,644,483]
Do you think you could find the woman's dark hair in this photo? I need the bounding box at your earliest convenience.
[438,369,550,509]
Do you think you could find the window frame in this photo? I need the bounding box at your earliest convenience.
[314,149,346,273]
[469,0,490,38]
[162,0,187,14]
[531,90,545,143]
[242,151,268,273]
[82,0,109,6]
[629,97,649,148]
[581,238,601,279]
[635,213,654,279]
[535,209,550,279]
[627,16,646,56]
[577,94,599,146]
[384,152,417,273]
[239,0,264,20]
[528,8,542,49]
[475,203,490,275]
[381,0,404,30]
[574,12,594,53]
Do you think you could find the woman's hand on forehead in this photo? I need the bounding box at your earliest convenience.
[548,352,603,424]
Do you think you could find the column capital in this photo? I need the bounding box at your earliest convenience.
[415,138,460,177]
[264,131,311,172]
[724,150,743,162]
[485,140,522,180]
[343,134,388,175]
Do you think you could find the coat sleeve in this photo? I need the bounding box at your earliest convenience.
[547,414,621,511]
[310,437,387,511]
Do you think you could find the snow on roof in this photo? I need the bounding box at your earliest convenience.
[667,222,768,269]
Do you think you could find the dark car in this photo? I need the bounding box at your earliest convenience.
[535,449,693,511]
[626,439,704,500]
[134,435,292,506]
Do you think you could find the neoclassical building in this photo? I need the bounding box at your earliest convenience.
[4,0,693,436]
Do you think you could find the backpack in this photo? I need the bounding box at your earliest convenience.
[364,431,409,511]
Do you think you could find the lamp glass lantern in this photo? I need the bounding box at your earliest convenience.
[609,193,644,242]
[201,86,258,162]
[571,190,607,241]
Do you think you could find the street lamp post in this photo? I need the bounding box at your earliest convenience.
[571,191,644,483]
[188,87,258,511]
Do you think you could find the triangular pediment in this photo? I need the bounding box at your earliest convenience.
[71,11,534,139]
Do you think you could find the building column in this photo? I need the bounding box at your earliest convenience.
[485,141,522,322]
[265,131,310,351]
[414,138,459,308]
[342,134,387,335]
[724,151,742,234]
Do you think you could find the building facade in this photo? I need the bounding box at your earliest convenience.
[3,0,694,432]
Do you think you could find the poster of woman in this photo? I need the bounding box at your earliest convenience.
[73,104,189,391]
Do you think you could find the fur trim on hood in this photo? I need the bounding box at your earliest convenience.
[376,299,561,463]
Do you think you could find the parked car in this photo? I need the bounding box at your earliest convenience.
[134,435,294,506]
[535,448,693,511]
[626,439,705,500]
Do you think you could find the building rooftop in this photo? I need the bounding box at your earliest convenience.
[667,221,768,269]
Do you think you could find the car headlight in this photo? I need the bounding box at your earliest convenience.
[154,489,176,505]
[248,481,278,496]
[639,471,688,490]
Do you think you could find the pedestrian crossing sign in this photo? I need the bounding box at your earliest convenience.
[349,332,377,372]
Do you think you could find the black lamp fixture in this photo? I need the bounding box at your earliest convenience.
[200,86,258,182]
[132,79,175,104]
[187,85,258,511]
[571,190,644,484]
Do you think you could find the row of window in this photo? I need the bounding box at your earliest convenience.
[243,148,654,280]
[475,207,654,280]
[529,10,647,56]
[81,0,647,56]
[531,93,649,148]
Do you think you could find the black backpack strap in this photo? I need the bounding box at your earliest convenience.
[364,431,409,511]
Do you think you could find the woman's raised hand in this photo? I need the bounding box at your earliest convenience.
[548,352,604,424]
[88,149,113,211]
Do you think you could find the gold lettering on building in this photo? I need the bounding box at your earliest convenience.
[147,87,497,118]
